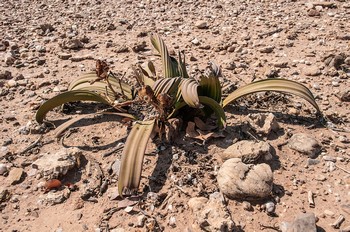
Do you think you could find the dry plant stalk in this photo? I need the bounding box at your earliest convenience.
[307,190,315,208]
[331,214,345,229]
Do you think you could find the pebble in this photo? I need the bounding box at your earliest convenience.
[315,174,326,181]
[7,168,24,185]
[308,9,321,17]
[265,201,275,214]
[195,20,208,29]
[0,70,12,80]
[191,38,200,46]
[322,155,336,162]
[7,79,17,88]
[136,214,146,227]
[168,216,176,227]
[0,163,8,175]
[259,46,274,53]
[324,210,335,217]
[307,158,320,166]
[242,201,253,211]
[303,66,321,76]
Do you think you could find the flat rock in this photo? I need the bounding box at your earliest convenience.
[259,46,274,53]
[7,167,24,185]
[288,133,321,158]
[221,140,272,163]
[217,158,273,199]
[188,192,235,231]
[32,148,81,179]
[303,66,321,76]
[280,212,317,232]
[247,113,280,135]
[58,53,72,60]
[38,188,70,205]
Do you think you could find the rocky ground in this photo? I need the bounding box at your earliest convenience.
[1,0,350,231]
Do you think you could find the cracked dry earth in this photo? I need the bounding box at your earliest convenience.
[1,0,350,231]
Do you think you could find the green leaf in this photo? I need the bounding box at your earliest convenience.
[222,78,321,113]
[199,96,226,128]
[150,33,180,78]
[118,120,156,196]
[35,90,110,123]
[199,74,222,103]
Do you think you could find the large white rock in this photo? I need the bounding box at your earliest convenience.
[217,158,273,199]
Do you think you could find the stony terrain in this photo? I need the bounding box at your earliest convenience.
[1,0,350,231]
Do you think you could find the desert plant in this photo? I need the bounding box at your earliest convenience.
[35,33,321,196]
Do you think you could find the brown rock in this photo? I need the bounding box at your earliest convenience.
[7,167,24,185]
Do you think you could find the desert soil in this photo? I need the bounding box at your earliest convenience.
[0,0,350,231]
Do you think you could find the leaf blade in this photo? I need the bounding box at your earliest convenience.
[222,79,320,112]
[35,90,110,123]
[118,120,155,195]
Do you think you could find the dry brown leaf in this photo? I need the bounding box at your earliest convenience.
[194,117,217,131]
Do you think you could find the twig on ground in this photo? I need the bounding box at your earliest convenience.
[336,165,350,174]
[19,135,43,155]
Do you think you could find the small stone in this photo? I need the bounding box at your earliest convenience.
[281,212,317,232]
[195,20,208,29]
[7,168,24,185]
[0,163,8,175]
[265,201,276,214]
[0,70,12,80]
[5,54,15,65]
[315,174,326,181]
[288,133,321,158]
[247,113,280,135]
[217,158,273,199]
[259,46,274,53]
[307,158,320,166]
[242,201,253,211]
[7,79,17,87]
[111,160,121,175]
[168,216,176,227]
[0,187,10,203]
[191,38,200,46]
[58,53,72,60]
[303,66,321,76]
[322,155,336,162]
[324,210,335,217]
[308,9,320,17]
[136,214,146,227]
[221,140,272,163]
[36,58,46,65]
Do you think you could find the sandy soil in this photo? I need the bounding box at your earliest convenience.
[0,0,349,231]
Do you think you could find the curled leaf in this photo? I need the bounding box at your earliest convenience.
[222,78,320,113]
